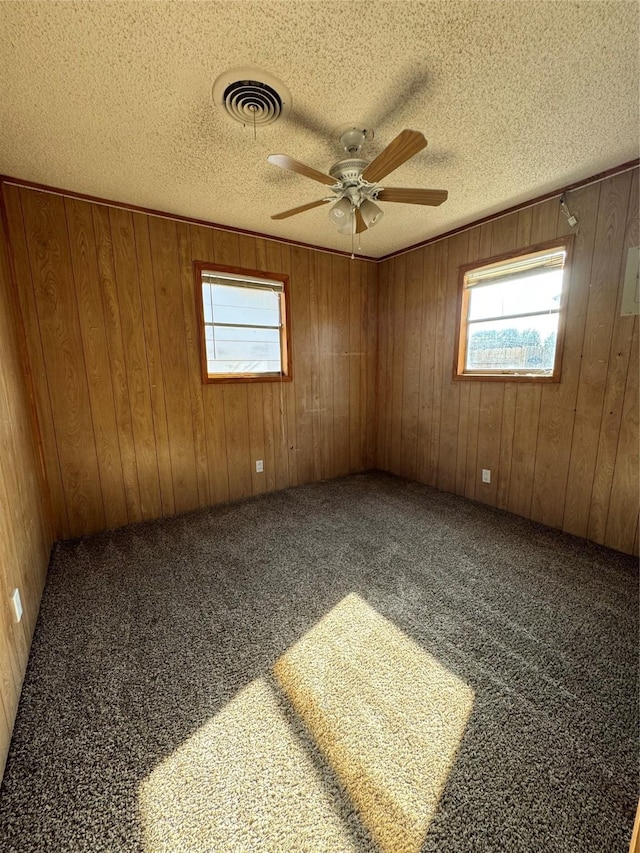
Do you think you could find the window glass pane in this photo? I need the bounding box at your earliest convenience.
[467,270,563,321]
[206,323,281,367]
[199,270,288,379]
[214,326,280,344]
[466,314,559,372]
[211,283,278,307]
[212,340,281,362]
[204,275,283,294]
[207,360,281,375]
[202,284,214,323]
[213,303,280,327]
[211,284,280,327]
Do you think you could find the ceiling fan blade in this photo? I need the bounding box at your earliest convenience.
[361,129,428,183]
[355,208,367,234]
[377,187,448,206]
[271,199,331,220]
[267,154,336,186]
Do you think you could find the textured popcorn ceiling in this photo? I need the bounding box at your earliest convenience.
[0,1,638,258]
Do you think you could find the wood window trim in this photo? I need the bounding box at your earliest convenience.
[194,261,293,384]
[453,236,574,383]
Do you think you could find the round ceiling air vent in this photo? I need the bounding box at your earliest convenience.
[212,68,291,127]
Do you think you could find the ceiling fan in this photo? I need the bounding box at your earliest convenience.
[267,127,448,236]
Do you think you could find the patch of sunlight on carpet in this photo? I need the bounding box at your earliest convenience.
[273,593,475,853]
[138,677,359,852]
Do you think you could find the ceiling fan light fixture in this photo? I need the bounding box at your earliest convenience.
[336,214,356,235]
[360,199,384,229]
[329,196,353,226]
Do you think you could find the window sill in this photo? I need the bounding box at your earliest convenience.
[203,373,293,385]
[453,373,561,383]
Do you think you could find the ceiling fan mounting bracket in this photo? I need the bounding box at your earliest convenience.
[338,127,373,156]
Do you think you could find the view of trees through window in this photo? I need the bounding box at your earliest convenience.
[467,326,557,371]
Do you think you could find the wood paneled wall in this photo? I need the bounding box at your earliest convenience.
[377,167,639,555]
[3,171,637,553]
[0,202,53,776]
[2,185,378,539]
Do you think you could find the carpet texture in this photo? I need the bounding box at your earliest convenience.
[0,472,637,852]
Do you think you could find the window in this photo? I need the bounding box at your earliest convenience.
[455,238,572,381]
[194,263,291,383]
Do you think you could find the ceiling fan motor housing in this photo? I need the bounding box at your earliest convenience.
[329,158,370,183]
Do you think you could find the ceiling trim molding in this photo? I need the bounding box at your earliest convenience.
[377,159,640,262]
[3,159,638,266]
[0,175,378,263]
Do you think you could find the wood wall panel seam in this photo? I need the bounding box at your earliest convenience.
[0,184,54,779]
[133,213,176,517]
[561,172,633,539]
[189,225,231,505]
[592,171,639,549]
[112,207,163,521]
[92,204,141,527]
[148,217,200,513]
[23,190,104,536]
[176,223,211,506]
[132,216,166,514]
[11,188,70,538]
[530,184,600,530]
[0,187,55,542]
[586,281,635,544]
[63,200,110,533]
[604,316,639,552]
[64,198,127,531]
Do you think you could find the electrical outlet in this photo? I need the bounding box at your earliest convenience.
[11,588,23,623]
[481,469,491,484]
[255,460,264,473]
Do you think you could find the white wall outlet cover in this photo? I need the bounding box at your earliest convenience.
[11,588,23,623]
[255,460,264,473]
[481,469,491,484]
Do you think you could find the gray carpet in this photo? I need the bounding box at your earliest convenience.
[0,472,637,852]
